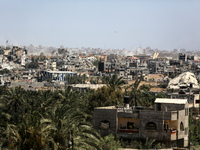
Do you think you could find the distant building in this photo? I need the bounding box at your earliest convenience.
[107,54,119,62]
[98,62,120,73]
[41,70,77,81]
[179,53,186,62]
[169,91,199,109]
[187,55,194,61]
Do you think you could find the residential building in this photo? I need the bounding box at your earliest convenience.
[41,70,77,81]
[94,97,189,148]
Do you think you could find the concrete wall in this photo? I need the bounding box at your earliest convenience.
[10,81,44,88]
[160,103,185,111]
[94,108,117,136]
[139,110,164,140]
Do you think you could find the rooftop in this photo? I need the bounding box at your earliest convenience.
[155,98,187,104]
[44,70,77,74]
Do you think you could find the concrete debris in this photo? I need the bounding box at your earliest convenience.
[168,72,199,89]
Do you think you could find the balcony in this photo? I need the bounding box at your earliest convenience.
[117,128,139,139]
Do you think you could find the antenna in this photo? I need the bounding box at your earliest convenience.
[6,40,8,48]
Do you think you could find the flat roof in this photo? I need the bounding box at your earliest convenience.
[155,98,187,104]
[95,106,116,109]
[71,84,106,89]
[44,71,77,74]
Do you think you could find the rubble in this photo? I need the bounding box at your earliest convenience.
[167,72,199,89]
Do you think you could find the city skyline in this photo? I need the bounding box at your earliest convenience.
[1,0,200,51]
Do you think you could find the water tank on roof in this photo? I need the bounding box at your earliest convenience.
[124,96,131,104]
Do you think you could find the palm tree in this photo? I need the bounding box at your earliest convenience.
[40,93,102,150]
[100,133,121,150]
[143,138,155,149]
[124,79,141,107]
[107,74,126,91]
[2,111,47,150]
[129,138,155,149]
[0,86,30,124]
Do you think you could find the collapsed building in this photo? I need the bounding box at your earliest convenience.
[167,72,200,110]
[0,46,28,69]
[167,72,199,90]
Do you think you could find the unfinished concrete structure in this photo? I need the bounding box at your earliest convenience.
[169,91,199,109]
[94,98,189,148]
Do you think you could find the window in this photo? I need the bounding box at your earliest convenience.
[180,122,184,131]
[100,120,110,130]
[146,122,156,131]
[196,100,199,104]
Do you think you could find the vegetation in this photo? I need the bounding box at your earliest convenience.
[25,57,39,69]
[1,74,198,149]
[189,108,200,148]
[0,85,124,149]
[92,59,99,67]
[64,74,88,84]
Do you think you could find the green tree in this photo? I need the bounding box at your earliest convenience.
[107,74,126,91]
[100,134,121,150]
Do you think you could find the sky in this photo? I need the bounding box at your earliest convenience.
[1,0,200,51]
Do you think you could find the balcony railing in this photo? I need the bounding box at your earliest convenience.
[117,128,140,138]
[118,129,139,133]
[117,107,133,113]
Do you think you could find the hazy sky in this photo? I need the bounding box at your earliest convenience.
[1,0,200,50]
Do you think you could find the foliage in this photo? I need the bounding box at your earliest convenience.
[101,134,121,150]
[154,143,165,149]
[39,52,47,61]
[139,84,151,92]
[156,92,167,98]
[92,59,99,67]
[189,108,200,147]
[56,60,65,68]
[128,140,143,149]
[159,82,168,88]
[124,79,159,107]
[126,138,155,149]
[102,76,110,84]
[0,86,122,149]
[125,79,141,107]
[0,79,188,149]
[107,74,126,91]
[88,86,123,111]
[65,74,88,84]
[25,57,39,69]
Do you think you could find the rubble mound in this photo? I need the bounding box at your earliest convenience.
[168,72,199,89]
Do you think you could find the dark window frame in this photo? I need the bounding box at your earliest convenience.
[145,122,157,131]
